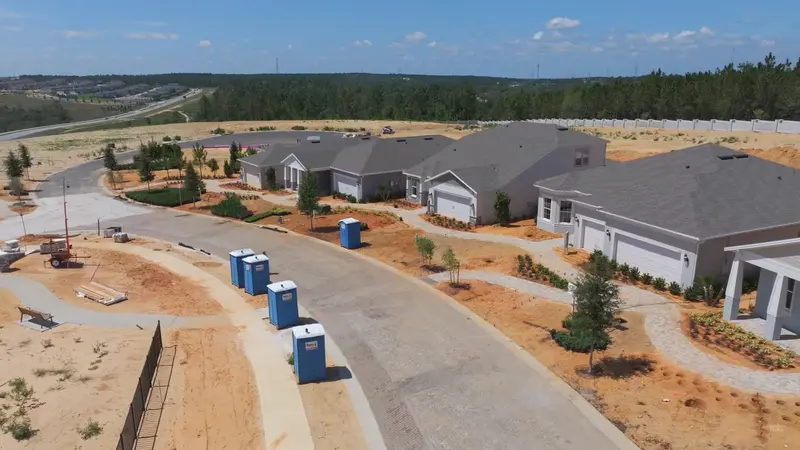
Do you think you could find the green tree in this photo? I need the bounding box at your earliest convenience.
[137,150,155,191]
[416,236,436,267]
[3,150,23,180]
[207,158,220,178]
[441,246,460,285]
[570,266,623,374]
[494,191,511,225]
[17,144,32,180]
[265,166,277,190]
[183,162,204,207]
[223,159,234,178]
[229,142,241,171]
[191,144,207,178]
[103,145,118,190]
[296,171,319,230]
[8,176,25,200]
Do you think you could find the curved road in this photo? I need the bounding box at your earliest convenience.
[0,89,203,141]
[29,155,632,449]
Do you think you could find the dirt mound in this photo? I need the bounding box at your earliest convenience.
[741,146,800,168]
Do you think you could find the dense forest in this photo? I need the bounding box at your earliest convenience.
[191,54,800,122]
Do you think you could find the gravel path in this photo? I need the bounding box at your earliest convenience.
[428,270,800,394]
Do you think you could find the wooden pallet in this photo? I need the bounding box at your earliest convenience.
[75,281,128,306]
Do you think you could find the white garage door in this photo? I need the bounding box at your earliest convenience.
[615,234,682,283]
[246,171,261,188]
[582,220,605,251]
[334,173,359,198]
[434,191,472,222]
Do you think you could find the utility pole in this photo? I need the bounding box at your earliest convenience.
[62,178,70,254]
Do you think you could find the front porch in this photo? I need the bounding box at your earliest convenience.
[723,237,800,342]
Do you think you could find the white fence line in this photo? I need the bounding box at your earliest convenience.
[477,118,800,134]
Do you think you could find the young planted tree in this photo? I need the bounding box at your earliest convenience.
[229,142,241,171]
[223,159,234,178]
[265,167,277,190]
[183,162,204,207]
[570,266,623,374]
[494,191,511,225]
[416,236,436,267]
[17,144,32,180]
[137,151,155,191]
[207,158,220,178]
[4,151,24,181]
[296,171,319,230]
[8,177,25,201]
[441,246,461,285]
[191,144,208,178]
[103,144,118,190]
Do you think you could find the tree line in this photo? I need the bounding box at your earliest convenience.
[191,53,800,122]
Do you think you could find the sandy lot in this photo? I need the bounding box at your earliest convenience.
[440,280,800,450]
[0,289,152,450]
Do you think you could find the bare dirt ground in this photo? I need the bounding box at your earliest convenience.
[12,239,223,316]
[474,218,561,242]
[439,280,800,450]
[0,290,151,450]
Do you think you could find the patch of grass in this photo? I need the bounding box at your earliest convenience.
[126,187,203,207]
[18,339,30,348]
[286,353,294,365]
[92,341,109,358]
[244,208,291,223]
[77,375,92,383]
[77,420,103,440]
[6,417,35,441]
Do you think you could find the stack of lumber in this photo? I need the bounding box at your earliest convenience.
[75,281,128,306]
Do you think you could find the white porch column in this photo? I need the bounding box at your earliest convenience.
[723,253,744,320]
[765,274,789,341]
[283,166,288,189]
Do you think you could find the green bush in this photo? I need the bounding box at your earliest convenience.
[316,204,332,214]
[652,277,667,291]
[550,315,611,353]
[173,135,181,141]
[609,259,618,271]
[628,267,640,282]
[210,194,252,219]
[291,125,307,130]
[162,136,172,142]
[588,249,605,263]
[683,283,701,301]
[7,418,34,441]
[244,208,291,223]
[516,255,525,274]
[126,187,202,207]
[619,263,631,278]
[360,222,369,231]
[641,273,653,285]
[668,281,682,296]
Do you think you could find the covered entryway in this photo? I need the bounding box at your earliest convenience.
[433,190,472,223]
[581,220,605,251]
[333,172,359,198]
[614,234,682,283]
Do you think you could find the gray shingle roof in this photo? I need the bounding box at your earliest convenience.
[331,135,453,174]
[239,136,353,169]
[536,144,800,240]
[405,122,605,192]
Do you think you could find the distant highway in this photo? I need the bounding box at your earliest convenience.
[0,88,204,142]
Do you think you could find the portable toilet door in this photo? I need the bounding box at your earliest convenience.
[243,254,270,296]
[338,218,361,249]
[229,248,255,288]
[267,280,299,329]
[292,324,327,384]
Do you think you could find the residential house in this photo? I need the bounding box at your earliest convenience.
[535,144,800,287]
[723,238,799,340]
[403,122,608,224]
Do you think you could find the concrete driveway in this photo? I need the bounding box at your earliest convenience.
[18,153,633,450]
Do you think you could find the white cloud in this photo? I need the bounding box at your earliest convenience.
[198,40,211,47]
[759,39,775,47]
[427,41,437,47]
[546,17,580,30]
[673,30,696,41]
[591,46,604,53]
[126,32,178,39]
[532,31,544,40]
[405,31,427,42]
[0,25,21,31]
[699,26,715,36]
[352,39,372,47]
[627,32,669,43]
[59,30,96,39]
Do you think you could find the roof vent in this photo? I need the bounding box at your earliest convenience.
[734,154,749,159]
[424,137,433,140]
[685,165,690,169]
[778,176,783,180]
[307,136,321,143]
[717,155,735,160]
[396,139,407,143]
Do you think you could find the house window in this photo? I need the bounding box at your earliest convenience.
[559,201,573,224]
[411,179,419,198]
[786,278,795,310]
[574,148,590,167]
[543,198,552,220]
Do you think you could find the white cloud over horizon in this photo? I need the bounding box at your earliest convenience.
[546,17,581,30]
[198,40,211,47]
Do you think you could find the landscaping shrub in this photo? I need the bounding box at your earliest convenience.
[360,222,369,231]
[668,281,682,296]
[550,314,611,353]
[652,277,667,291]
[426,213,473,231]
[210,193,252,219]
[588,249,605,263]
[628,267,641,282]
[162,136,172,142]
[641,273,653,285]
[291,125,307,130]
[126,187,202,207]
[174,135,181,141]
[244,208,291,223]
[316,204,332,214]
[618,263,631,279]
[211,127,227,135]
[608,259,618,271]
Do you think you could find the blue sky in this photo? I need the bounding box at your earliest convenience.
[0,0,798,78]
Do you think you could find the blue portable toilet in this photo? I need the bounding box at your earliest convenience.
[292,324,327,384]
[229,248,254,288]
[242,254,270,296]
[267,280,299,329]
[338,218,361,249]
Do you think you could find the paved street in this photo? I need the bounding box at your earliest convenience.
[16,150,632,449]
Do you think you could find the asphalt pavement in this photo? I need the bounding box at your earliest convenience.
[22,156,637,450]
